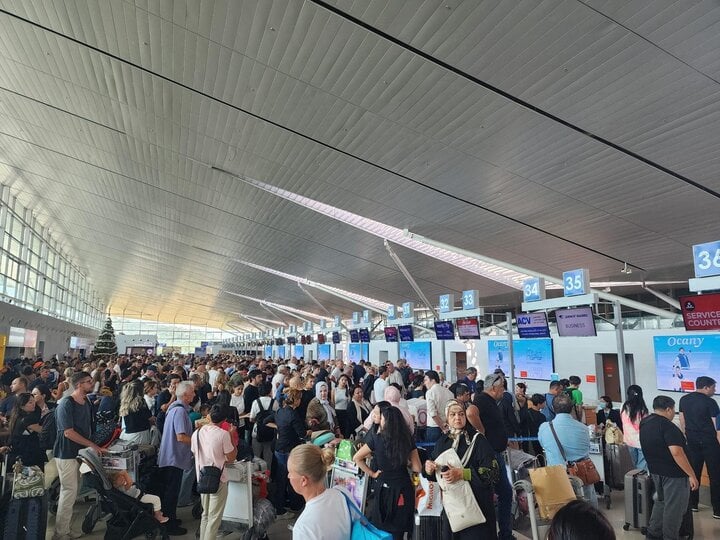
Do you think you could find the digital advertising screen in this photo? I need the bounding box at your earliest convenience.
[487,338,554,380]
[8,327,25,347]
[398,325,414,342]
[384,327,398,342]
[399,341,432,371]
[275,345,286,359]
[263,345,272,358]
[433,320,455,340]
[318,344,331,361]
[653,334,720,392]
[555,307,597,337]
[348,343,369,363]
[456,318,481,339]
[293,344,304,358]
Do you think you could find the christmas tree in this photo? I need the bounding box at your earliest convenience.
[93,317,118,357]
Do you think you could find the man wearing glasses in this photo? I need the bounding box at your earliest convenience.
[52,371,105,540]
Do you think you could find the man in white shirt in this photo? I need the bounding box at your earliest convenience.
[386,362,405,391]
[207,361,221,389]
[373,366,389,406]
[424,370,454,442]
[271,366,287,397]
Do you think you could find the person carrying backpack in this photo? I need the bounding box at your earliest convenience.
[249,382,275,472]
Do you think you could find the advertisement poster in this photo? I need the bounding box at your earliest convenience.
[263,345,272,358]
[348,343,369,363]
[293,344,304,358]
[487,338,554,380]
[653,334,720,392]
[318,344,331,361]
[399,341,432,371]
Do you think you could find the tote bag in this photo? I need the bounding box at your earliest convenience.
[434,434,486,532]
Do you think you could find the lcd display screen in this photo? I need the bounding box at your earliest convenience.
[358,328,371,342]
[384,327,398,342]
[433,320,455,340]
[349,330,360,343]
[488,338,554,380]
[398,325,414,342]
[555,307,597,337]
[456,318,481,339]
[399,341,432,370]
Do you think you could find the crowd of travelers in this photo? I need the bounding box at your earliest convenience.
[0,351,716,540]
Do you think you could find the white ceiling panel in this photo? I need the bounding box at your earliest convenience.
[0,0,716,327]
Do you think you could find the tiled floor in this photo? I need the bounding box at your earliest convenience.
[48,488,720,539]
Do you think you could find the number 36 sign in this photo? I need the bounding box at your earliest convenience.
[693,241,720,278]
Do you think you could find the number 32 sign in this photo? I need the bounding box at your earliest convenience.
[693,241,720,278]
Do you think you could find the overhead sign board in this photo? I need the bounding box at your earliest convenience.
[522,277,546,302]
[562,269,589,297]
[439,294,454,313]
[402,302,415,319]
[462,290,479,310]
[387,305,396,320]
[516,312,550,339]
[693,241,720,278]
[680,293,720,331]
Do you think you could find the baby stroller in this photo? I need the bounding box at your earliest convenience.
[77,448,168,540]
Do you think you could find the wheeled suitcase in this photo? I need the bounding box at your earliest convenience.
[623,469,653,534]
[413,513,444,540]
[3,493,48,540]
[605,443,634,489]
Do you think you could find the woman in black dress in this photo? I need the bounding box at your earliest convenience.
[6,393,45,468]
[424,400,499,539]
[353,406,421,540]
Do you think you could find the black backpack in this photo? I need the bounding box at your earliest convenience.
[255,399,276,443]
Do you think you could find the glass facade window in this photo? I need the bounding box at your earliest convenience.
[0,185,104,329]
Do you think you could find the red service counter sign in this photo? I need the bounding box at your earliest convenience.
[680,293,720,330]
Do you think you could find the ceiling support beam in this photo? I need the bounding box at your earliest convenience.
[261,304,289,326]
[297,283,332,317]
[405,231,677,319]
[261,302,315,326]
[384,240,439,319]
[642,286,681,310]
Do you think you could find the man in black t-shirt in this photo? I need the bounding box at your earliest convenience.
[470,373,513,540]
[679,375,720,515]
[640,395,698,540]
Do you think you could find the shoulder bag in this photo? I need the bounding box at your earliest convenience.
[433,433,486,532]
[194,426,223,494]
[339,488,392,540]
[548,422,600,486]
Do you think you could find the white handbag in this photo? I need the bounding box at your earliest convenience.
[434,433,486,532]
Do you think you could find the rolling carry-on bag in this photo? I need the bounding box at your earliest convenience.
[413,513,444,540]
[605,443,634,489]
[623,469,653,534]
[3,493,48,540]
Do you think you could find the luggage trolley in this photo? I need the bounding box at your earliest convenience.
[513,475,585,540]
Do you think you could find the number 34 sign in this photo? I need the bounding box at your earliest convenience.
[693,241,720,278]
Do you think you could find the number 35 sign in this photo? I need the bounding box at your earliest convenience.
[693,241,720,278]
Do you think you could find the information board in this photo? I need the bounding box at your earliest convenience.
[654,334,720,392]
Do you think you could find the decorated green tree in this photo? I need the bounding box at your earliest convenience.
[93,317,118,357]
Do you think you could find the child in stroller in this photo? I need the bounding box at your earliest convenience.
[77,447,168,539]
[108,469,168,523]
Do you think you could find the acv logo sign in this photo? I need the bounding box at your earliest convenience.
[684,300,696,311]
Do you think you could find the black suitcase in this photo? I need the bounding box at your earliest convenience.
[3,494,48,540]
[413,513,444,540]
[605,443,634,490]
